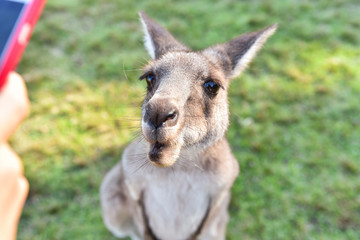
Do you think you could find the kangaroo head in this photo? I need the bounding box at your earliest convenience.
[139,11,277,167]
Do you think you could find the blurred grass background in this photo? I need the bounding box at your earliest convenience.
[10,0,360,239]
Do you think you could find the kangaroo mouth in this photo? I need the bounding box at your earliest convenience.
[147,141,180,167]
[149,141,165,162]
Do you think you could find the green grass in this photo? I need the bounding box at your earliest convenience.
[11,0,360,239]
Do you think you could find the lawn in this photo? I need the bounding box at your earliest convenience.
[11,0,360,239]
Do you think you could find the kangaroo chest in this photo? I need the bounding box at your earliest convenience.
[141,171,215,240]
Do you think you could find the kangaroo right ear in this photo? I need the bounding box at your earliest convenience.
[204,24,277,79]
[139,11,189,59]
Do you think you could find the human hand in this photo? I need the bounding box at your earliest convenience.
[0,144,29,240]
[0,72,30,240]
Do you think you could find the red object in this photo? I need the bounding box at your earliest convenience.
[0,0,46,90]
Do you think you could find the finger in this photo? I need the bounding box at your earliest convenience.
[0,72,30,142]
[0,177,29,240]
[0,144,24,175]
[0,144,26,218]
[11,176,29,222]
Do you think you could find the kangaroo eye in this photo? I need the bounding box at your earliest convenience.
[146,74,156,88]
[204,81,220,95]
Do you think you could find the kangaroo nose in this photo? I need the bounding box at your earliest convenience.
[145,99,179,129]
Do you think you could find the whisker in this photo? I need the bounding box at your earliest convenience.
[183,115,207,118]
[128,132,145,144]
[134,57,150,67]
[123,62,130,82]
[130,159,149,175]
[127,152,147,158]
[122,67,143,72]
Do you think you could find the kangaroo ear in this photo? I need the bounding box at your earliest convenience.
[204,24,277,79]
[139,11,189,59]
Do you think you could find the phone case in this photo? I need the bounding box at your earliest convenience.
[0,0,46,90]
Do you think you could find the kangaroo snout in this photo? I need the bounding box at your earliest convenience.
[145,99,179,129]
[142,98,182,167]
[142,98,182,144]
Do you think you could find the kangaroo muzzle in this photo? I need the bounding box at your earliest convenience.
[142,97,183,167]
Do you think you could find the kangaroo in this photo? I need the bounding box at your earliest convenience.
[100,11,277,240]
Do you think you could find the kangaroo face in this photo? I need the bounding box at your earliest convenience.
[141,52,230,167]
[139,12,277,167]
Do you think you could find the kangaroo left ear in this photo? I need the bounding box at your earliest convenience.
[204,24,278,79]
[139,11,189,59]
